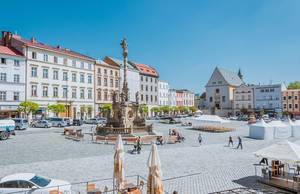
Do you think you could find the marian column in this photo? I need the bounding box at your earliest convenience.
[121,38,129,102]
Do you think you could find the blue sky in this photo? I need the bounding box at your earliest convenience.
[1,0,300,93]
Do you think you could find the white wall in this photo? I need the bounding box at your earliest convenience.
[158,81,169,106]
[120,68,140,102]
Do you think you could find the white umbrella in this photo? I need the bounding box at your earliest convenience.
[254,141,300,162]
[114,134,125,191]
[147,143,164,194]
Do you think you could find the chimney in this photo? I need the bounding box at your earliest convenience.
[57,45,62,49]
[1,31,12,46]
[31,37,37,43]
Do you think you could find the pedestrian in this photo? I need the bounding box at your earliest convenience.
[198,133,202,145]
[237,136,243,149]
[228,136,233,147]
[136,136,142,154]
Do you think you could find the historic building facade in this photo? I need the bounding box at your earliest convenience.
[205,67,243,116]
[282,89,300,117]
[176,89,194,107]
[131,62,159,113]
[168,89,177,107]
[233,84,254,115]
[0,37,26,118]
[94,60,120,116]
[104,57,140,102]
[8,32,95,119]
[253,84,286,115]
[158,80,169,106]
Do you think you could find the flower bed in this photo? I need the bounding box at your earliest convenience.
[194,125,234,133]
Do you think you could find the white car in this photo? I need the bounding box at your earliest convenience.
[0,173,71,194]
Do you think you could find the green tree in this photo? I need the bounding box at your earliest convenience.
[288,81,300,89]
[48,104,66,117]
[151,107,161,116]
[161,106,171,114]
[178,106,189,114]
[139,104,149,116]
[18,101,39,119]
[100,104,112,116]
[189,106,198,113]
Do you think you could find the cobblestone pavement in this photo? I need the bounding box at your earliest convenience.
[0,121,296,193]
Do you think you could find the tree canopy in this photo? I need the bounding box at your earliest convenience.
[18,101,39,118]
[288,81,300,89]
[48,104,66,116]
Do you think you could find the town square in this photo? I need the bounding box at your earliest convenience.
[1,1,300,194]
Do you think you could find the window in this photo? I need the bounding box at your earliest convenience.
[80,62,84,69]
[88,75,92,84]
[43,69,48,78]
[72,88,76,98]
[1,181,19,188]
[110,70,113,75]
[14,60,20,66]
[63,72,68,81]
[270,88,274,92]
[32,52,36,59]
[0,91,6,101]
[151,77,153,82]
[146,95,148,102]
[97,77,101,86]
[43,54,48,62]
[63,58,68,65]
[31,85,37,97]
[115,71,118,76]
[80,74,84,83]
[209,97,213,102]
[141,85,143,91]
[104,91,108,101]
[110,79,113,87]
[97,68,101,74]
[104,69,107,74]
[13,92,19,101]
[72,73,77,82]
[260,89,264,92]
[53,87,58,97]
[141,76,143,81]
[88,89,92,99]
[42,86,48,97]
[283,96,286,100]
[88,63,92,70]
[31,67,37,77]
[141,94,144,101]
[97,91,102,100]
[155,87,157,92]
[150,95,153,102]
[0,58,6,64]
[288,96,292,100]
[14,74,20,83]
[115,80,119,88]
[155,96,157,102]
[54,56,58,63]
[146,85,148,91]
[295,104,298,109]
[72,60,76,67]
[104,78,107,86]
[150,86,153,92]
[63,87,68,98]
[0,73,7,82]
[284,104,287,109]
[53,70,59,80]
[295,96,298,100]
[18,180,34,189]
[80,89,84,99]
[146,77,148,82]
[289,104,292,109]
[216,89,220,93]
[222,96,226,102]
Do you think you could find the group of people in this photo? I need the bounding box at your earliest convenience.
[169,129,185,142]
[228,135,243,149]
[131,136,142,154]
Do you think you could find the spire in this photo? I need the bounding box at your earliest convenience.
[120,38,129,102]
[238,68,243,80]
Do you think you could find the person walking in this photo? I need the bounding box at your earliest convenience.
[198,133,202,145]
[228,136,233,147]
[237,136,243,149]
[136,136,142,154]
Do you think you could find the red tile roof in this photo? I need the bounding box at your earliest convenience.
[134,63,158,77]
[12,35,94,61]
[0,45,24,57]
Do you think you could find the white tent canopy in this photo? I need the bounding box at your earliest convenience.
[183,115,229,128]
[249,119,273,140]
[254,141,300,162]
[289,119,300,138]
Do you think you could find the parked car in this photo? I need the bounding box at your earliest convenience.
[47,118,67,127]
[31,120,52,128]
[84,118,106,125]
[72,119,83,126]
[12,118,28,130]
[0,173,71,194]
[0,119,15,140]
[62,118,72,126]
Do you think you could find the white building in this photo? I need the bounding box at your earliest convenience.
[233,84,254,115]
[0,37,26,118]
[253,84,286,114]
[158,81,169,106]
[94,60,120,116]
[168,89,177,107]
[8,32,95,119]
[104,57,140,102]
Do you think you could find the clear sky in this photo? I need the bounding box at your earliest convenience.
[1,0,300,93]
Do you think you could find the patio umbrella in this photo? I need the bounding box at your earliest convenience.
[147,143,164,194]
[254,141,300,163]
[114,134,125,191]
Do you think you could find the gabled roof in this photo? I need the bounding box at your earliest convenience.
[130,62,159,77]
[217,67,243,86]
[207,67,243,87]
[12,35,94,61]
[104,56,138,72]
[0,45,24,57]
